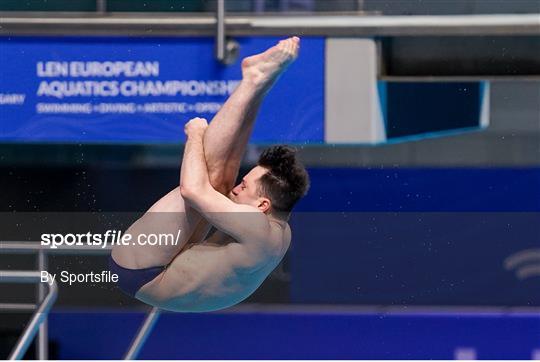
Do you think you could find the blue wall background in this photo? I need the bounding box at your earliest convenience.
[290,167,540,306]
[296,167,540,212]
[47,310,540,359]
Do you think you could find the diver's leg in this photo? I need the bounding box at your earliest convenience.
[111,187,202,269]
[204,36,300,193]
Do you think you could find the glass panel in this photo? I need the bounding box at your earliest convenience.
[362,0,540,15]
[0,0,537,13]
[106,0,207,12]
[0,0,96,11]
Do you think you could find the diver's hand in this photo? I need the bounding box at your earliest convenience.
[184,117,208,138]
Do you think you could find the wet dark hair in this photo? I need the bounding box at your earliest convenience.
[257,145,310,213]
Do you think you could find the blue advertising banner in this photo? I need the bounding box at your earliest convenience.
[0,36,324,144]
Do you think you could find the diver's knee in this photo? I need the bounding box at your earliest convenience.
[208,171,232,195]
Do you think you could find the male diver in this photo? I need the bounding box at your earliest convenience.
[110,36,309,312]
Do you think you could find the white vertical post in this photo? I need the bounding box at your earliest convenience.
[325,38,387,144]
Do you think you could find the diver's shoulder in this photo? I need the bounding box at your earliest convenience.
[265,220,291,256]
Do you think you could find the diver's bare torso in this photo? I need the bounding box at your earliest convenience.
[110,184,292,312]
[135,219,291,312]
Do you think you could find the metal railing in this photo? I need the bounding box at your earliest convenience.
[0,271,57,360]
[0,241,159,360]
[216,0,226,62]
[124,307,161,360]
[0,13,538,37]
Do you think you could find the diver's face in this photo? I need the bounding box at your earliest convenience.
[229,166,268,207]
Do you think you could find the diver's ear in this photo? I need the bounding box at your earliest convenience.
[257,198,271,213]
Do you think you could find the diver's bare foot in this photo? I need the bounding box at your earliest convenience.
[241,36,300,90]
